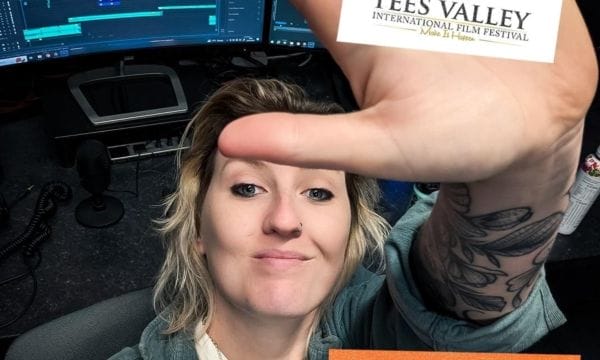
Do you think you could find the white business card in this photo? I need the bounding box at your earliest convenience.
[337,0,563,63]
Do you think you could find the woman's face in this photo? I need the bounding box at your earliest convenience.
[199,152,352,321]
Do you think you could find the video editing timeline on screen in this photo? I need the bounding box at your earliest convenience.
[0,0,265,67]
[268,0,320,49]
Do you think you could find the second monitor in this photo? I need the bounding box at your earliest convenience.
[268,0,322,50]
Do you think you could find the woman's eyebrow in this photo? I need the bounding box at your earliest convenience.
[221,158,267,172]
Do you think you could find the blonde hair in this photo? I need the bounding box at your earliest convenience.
[153,78,390,337]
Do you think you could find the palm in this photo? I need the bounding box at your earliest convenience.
[345,51,533,181]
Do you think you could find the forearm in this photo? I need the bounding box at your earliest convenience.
[411,124,584,322]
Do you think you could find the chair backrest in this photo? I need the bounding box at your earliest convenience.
[5,287,154,360]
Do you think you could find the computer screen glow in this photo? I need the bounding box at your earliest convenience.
[268,0,321,50]
[0,0,265,67]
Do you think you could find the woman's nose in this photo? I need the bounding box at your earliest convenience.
[262,195,302,239]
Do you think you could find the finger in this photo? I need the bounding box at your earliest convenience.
[218,110,407,179]
[217,97,530,183]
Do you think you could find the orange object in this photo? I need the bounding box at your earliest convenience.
[329,349,580,360]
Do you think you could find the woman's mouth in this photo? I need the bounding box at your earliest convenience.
[253,249,310,260]
[253,250,312,270]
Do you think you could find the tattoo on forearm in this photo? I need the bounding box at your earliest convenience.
[416,183,562,319]
[506,237,555,308]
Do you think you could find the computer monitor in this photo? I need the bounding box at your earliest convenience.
[267,0,322,50]
[0,0,266,68]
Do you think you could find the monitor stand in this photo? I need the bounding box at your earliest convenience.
[68,62,188,126]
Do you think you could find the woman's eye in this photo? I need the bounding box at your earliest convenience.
[304,188,334,201]
[231,183,263,198]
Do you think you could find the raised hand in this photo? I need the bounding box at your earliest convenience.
[219,0,597,183]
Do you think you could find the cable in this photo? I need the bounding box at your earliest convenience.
[0,253,39,329]
[0,182,71,329]
[297,53,313,67]
[8,185,35,209]
[0,182,70,261]
[106,153,141,197]
[0,252,40,286]
[262,51,306,60]
[1,186,35,229]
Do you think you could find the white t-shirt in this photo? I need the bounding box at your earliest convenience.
[194,323,229,360]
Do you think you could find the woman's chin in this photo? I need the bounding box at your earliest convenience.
[245,292,320,321]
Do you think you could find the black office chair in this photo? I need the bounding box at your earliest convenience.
[5,287,154,360]
[6,272,598,359]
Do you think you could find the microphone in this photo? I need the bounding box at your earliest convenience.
[74,139,124,228]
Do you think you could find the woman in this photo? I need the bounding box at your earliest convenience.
[110,77,569,360]
[153,78,388,359]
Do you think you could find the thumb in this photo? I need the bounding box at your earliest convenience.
[218,111,402,178]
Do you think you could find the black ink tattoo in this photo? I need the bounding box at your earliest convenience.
[414,183,562,319]
[506,237,556,308]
